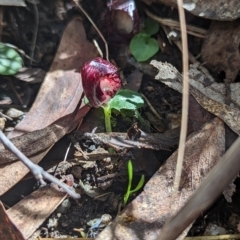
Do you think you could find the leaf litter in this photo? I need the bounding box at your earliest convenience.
[2,1,240,239]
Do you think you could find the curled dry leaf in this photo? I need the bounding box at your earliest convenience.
[201,19,240,82]
[150,60,240,136]
[148,0,240,20]
[95,117,225,240]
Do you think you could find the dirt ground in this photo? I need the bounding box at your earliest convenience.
[1,0,240,239]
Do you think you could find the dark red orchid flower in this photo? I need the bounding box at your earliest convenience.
[81,57,121,108]
[101,0,139,43]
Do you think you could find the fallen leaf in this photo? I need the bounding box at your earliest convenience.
[95,117,225,240]
[0,106,89,164]
[201,20,240,82]
[0,104,90,195]
[8,17,97,139]
[0,201,25,240]
[0,17,97,194]
[151,60,240,135]
[151,0,240,20]
[7,186,66,239]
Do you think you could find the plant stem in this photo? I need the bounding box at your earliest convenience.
[103,104,112,132]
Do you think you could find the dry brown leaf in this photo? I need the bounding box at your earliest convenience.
[8,17,97,139]
[0,201,25,240]
[201,20,240,82]
[7,186,66,239]
[14,68,46,84]
[95,117,225,240]
[150,0,240,20]
[0,105,90,195]
[151,60,240,135]
[0,106,90,164]
[0,17,97,195]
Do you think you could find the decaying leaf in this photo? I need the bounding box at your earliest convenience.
[148,0,240,20]
[8,17,97,139]
[95,117,225,240]
[0,201,25,240]
[201,20,240,82]
[150,60,240,135]
[7,186,66,239]
[0,17,97,195]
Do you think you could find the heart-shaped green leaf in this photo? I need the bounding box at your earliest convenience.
[0,43,22,75]
[141,17,159,36]
[130,33,159,62]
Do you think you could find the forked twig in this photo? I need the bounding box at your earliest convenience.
[0,131,80,199]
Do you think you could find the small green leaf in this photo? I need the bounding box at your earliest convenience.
[0,43,22,75]
[141,18,159,36]
[124,160,134,206]
[130,33,159,62]
[108,89,144,111]
[130,174,145,194]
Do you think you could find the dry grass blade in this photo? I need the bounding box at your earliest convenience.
[159,0,189,239]
[145,9,207,38]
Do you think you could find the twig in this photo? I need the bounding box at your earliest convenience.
[72,0,109,61]
[140,93,163,120]
[9,78,23,105]
[145,8,207,38]
[0,111,12,121]
[158,0,189,239]
[0,130,80,199]
[30,0,39,67]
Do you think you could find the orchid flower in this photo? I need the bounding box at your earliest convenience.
[81,57,121,132]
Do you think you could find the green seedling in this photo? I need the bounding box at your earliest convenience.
[130,18,160,62]
[0,42,22,75]
[101,89,145,132]
[123,160,145,206]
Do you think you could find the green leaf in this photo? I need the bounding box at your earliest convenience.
[124,160,134,206]
[141,18,159,36]
[130,33,159,62]
[108,89,144,111]
[130,174,145,194]
[0,43,22,75]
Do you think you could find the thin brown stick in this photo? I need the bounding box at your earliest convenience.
[29,1,39,67]
[145,8,207,38]
[158,0,189,239]
[72,0,109,61]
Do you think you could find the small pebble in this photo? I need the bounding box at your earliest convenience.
[204,223,226,236]
[56,198,71,214]
[5,108,24,119]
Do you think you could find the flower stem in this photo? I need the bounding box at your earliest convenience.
[102,104,112,132]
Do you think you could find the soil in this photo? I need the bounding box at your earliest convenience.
[1,0,240,239]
